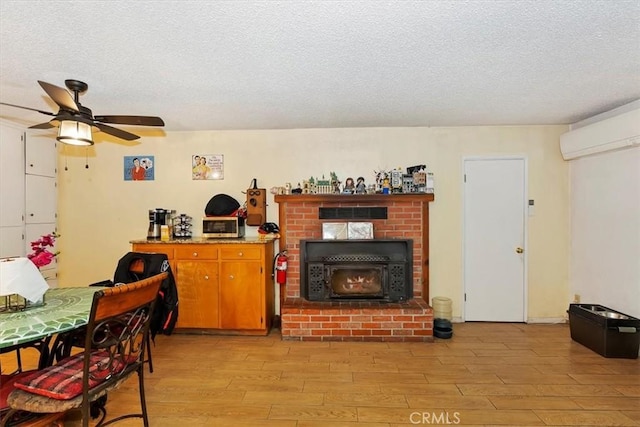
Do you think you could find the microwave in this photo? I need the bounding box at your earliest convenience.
[202,216,245,238]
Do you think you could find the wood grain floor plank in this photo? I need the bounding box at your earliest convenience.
[406,395,495,409]
[533,409,637,426]
[488,396,582,410]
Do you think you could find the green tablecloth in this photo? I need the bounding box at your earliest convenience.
[0,287,100,349]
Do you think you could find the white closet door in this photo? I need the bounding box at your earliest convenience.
[0,227,25,258]
[26,137,57,177]
[0,124,25,227]
[25,175,56,224]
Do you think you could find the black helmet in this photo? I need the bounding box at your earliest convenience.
[205,194,240,216]
[258,222,280,234]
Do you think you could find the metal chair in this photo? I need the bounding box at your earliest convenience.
[1,272,167,427]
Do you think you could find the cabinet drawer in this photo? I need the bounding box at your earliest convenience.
[175,245,218,260]
[219,246,261,260]
[132,243,174,259]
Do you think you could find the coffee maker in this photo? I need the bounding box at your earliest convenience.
[147,208,175,240]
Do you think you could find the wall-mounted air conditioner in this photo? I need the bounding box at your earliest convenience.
[560,108,640,160]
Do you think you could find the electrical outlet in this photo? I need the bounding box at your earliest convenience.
[574,294,581,303]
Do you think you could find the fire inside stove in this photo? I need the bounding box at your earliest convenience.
[329,267,383,298]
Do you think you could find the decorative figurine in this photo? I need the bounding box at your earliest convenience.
[390,168,404,193]
[330,172,341,194]
[292,183,303,194]
[382,177,391,194]
[374,170,388,193]
[317,175,331,194]
[343,177,355,194]
[355,176,366,194]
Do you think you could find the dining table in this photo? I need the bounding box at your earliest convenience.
[0,287,102,368]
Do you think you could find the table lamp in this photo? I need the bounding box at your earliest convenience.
[0,257,49,312]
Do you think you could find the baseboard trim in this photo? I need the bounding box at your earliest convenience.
[526,317,567,324]
[452,317,568,324]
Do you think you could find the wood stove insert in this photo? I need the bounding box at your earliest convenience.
[300,239,413,302]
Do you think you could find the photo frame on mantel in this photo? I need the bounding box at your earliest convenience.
[192,154,224,180]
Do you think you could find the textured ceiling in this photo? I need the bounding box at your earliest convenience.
[0,0,639,135]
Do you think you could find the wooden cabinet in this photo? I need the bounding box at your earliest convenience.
[0,122,58,284]
[24,134,58,285]
[0,122,25,258]
[132,239,274,335]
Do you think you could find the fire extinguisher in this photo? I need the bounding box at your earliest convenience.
[275,250,288,284]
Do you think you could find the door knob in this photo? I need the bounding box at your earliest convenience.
[516,247,524,254]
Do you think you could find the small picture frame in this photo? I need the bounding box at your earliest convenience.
[322,222,348,240]
[348,222,374,239]
[124,156,154,181]
[192,154,224,180]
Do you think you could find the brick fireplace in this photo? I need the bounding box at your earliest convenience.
[274,193,435,342]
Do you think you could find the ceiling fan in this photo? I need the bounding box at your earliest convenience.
[0,79,165,145]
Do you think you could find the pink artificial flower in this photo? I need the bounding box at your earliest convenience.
[27,232,59,268]
[29,250,55,268]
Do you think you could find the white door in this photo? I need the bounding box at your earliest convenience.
[464,157,526,322]
[25,175,56,224]
[0,122,26,258]
[0,123,25,227]
[26,137,57,177]
[0,227,25,258]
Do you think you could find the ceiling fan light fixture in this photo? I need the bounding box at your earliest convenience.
[57,120,93,146]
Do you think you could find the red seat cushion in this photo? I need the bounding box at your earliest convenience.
[12,350,134,400]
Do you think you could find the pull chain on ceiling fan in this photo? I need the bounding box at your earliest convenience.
[0,79,165,145]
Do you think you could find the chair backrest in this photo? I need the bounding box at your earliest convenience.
[81,272,167,398]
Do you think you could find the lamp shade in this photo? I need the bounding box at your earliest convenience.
[0,257,49,302]
[57,120,93,146]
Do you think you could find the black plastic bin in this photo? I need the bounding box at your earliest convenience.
[568,304,640,359]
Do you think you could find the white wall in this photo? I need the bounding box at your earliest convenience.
[570,146,640,317]
[56,125,570,321]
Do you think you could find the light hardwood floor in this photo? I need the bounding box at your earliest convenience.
[2,322,639,426]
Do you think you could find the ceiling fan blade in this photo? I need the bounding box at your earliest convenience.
[37,80,79,112]
[0,102,55,116]
[94,122,140,141]
[94,115,165,127]
[29,121,55,129]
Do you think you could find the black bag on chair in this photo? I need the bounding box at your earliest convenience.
[113,252,179,339]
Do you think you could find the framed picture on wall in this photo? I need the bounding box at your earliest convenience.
[192,154,223,180]
[124,156,154,181]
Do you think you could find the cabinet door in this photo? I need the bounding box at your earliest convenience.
[219,260,264,330]
[25,175,56,223]
[175,261,219,329]
[0,226,25,257]
[0,124,25,227]
[25,137,57,177]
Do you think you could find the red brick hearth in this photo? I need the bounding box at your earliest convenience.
[274,194,435,342]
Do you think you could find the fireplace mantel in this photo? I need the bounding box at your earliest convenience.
[274,193,434,203]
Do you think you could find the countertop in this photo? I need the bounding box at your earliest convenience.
[130,236,278,245]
